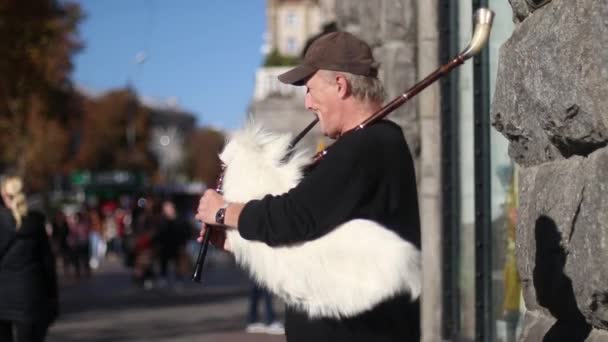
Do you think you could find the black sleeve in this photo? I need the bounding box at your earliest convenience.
[238,134,381,246]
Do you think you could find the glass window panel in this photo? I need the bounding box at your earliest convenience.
[458,2,519,341]
[488,1,520,341]
[458,0,475,338]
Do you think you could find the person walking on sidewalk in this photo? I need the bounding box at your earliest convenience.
[0,175,58,342]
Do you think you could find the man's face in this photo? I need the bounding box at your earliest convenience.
[304,72,342,138]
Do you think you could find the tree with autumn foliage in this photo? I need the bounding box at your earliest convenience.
[184,127,226,187]
[0,0,83,191]
[73,88,157,177]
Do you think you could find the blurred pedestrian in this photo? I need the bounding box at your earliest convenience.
[88,208,104,270]
[245,283,284,335]
[155,200,190,288]
[50,210,71,276]
[133,198,159,289]
[101,202,118,256]
[0,175,58,342]
[67,211,91,278]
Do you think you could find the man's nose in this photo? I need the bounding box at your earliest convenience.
[304,93,313,111]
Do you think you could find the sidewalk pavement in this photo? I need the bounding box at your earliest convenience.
[47,253,286,342]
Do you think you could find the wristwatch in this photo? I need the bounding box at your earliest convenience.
[215,203,230,225]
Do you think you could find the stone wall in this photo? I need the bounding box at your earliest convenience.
[492,0,608,340]
[334,0,420,157]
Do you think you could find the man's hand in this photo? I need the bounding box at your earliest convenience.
[195,189,226,225]
[195,189,231,251]
[197,224,230,251]
[195,189,245,248]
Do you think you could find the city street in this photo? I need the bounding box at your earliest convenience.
[47,253,286,342]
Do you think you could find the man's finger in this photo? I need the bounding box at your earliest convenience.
[196,225,206,242]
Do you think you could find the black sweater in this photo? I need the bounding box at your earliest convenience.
[239,119,420,249]
[238,120,421,341]
[0,209,58,324]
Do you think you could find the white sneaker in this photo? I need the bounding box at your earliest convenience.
[245,322,266,333]
[264,321,285,335]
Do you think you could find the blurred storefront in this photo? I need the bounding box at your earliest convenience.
[67,170,147,206]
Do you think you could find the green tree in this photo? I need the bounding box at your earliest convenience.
[263,48,300,67]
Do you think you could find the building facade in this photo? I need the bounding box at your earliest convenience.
[265,0,334,57]
[145,100,196,183]
[249,0,334,152]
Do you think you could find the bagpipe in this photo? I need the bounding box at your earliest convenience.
[192,9,494,319]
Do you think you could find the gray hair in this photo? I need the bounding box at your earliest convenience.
[320,70,386,104]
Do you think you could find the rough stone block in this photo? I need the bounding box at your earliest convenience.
[517,147,608,332]
[508,0,553,22]
[508,0,532,22]
[492,0,608,167]
[379,0,416,42]
[519,310,608,341]
[569,148,608,330]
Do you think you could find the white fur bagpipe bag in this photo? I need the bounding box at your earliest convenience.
[219,124,421,319]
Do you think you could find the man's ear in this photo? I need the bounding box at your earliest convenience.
[335,74,350,99]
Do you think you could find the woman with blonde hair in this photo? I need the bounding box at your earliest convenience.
[0,175,58,342]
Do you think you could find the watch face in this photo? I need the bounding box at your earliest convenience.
[215,207,226,224]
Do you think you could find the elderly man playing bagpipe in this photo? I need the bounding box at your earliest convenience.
[196,31,421,342]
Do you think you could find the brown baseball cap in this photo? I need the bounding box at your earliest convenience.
[278,31,378,86]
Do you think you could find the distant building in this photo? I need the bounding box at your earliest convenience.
[76,86,197,184]
[265,0,335,57]
[249,67,318,147]
[250,0,336,152]
[144,98,196,183]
